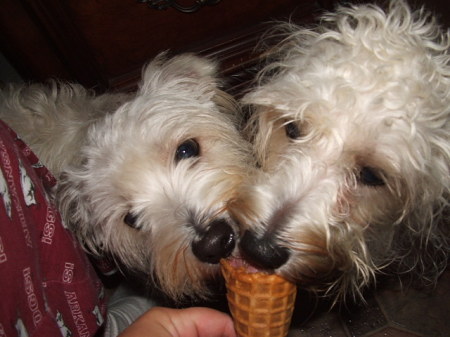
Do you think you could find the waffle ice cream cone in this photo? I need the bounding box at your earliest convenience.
[220,258,297,337]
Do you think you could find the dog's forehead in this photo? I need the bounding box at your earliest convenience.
[117,96,227,131]
[261,63,433,130]
[100,99,241,157]
[257,91,423,169]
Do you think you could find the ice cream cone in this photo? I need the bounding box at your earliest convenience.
[220,258,297,337]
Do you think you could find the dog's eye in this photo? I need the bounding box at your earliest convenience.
[124,212,139,228]
[175,139,200,162]
[285,122,301,139]
[359,167,385,186]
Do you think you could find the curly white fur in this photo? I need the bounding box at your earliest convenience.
[0,53,253,301]
[231,0,450,301]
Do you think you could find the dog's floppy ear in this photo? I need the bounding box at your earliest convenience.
[56,170,97,253]
[138,52,219,95]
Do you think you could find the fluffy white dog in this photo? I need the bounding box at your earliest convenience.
[0,53,252,301]
[230,0,450,301]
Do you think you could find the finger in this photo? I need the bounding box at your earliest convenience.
[176,307,236,337]
[118,306,236,337]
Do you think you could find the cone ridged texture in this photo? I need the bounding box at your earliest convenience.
[221,259,297,337]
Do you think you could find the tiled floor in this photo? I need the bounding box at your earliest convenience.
[286,269,450,337]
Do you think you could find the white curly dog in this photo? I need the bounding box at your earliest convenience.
[230,0,450,301]
[0,53,252,302]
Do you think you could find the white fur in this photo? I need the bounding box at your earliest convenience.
[0,53,253,301]
[232,0,450,301]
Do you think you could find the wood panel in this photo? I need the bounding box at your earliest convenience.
[0,0,323,91]
[1,0,448,93]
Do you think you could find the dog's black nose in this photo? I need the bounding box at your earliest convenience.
[191,219,235,264]
[239,230,290,269]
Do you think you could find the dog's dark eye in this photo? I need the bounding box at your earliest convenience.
[285,122,301,139]
[124,212,139,228]
[175,139,200,162]
[359,167,385,186]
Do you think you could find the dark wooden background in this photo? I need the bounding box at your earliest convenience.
[1,0,448,94]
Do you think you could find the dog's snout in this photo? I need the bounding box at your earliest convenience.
[191,219,235,264]
[239,230,290,270]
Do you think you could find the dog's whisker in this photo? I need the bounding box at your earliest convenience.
[287,244,328,257]
[181,242,196,284]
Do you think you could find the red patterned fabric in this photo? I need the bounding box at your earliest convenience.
[0,120,106,337]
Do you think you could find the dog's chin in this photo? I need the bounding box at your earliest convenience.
[113,252,223,303]
[151,259,223,303]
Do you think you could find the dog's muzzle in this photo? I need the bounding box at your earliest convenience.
[239,230,290,270]
[191,219,235,264]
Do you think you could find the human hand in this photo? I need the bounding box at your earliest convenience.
[118,306,237,337]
